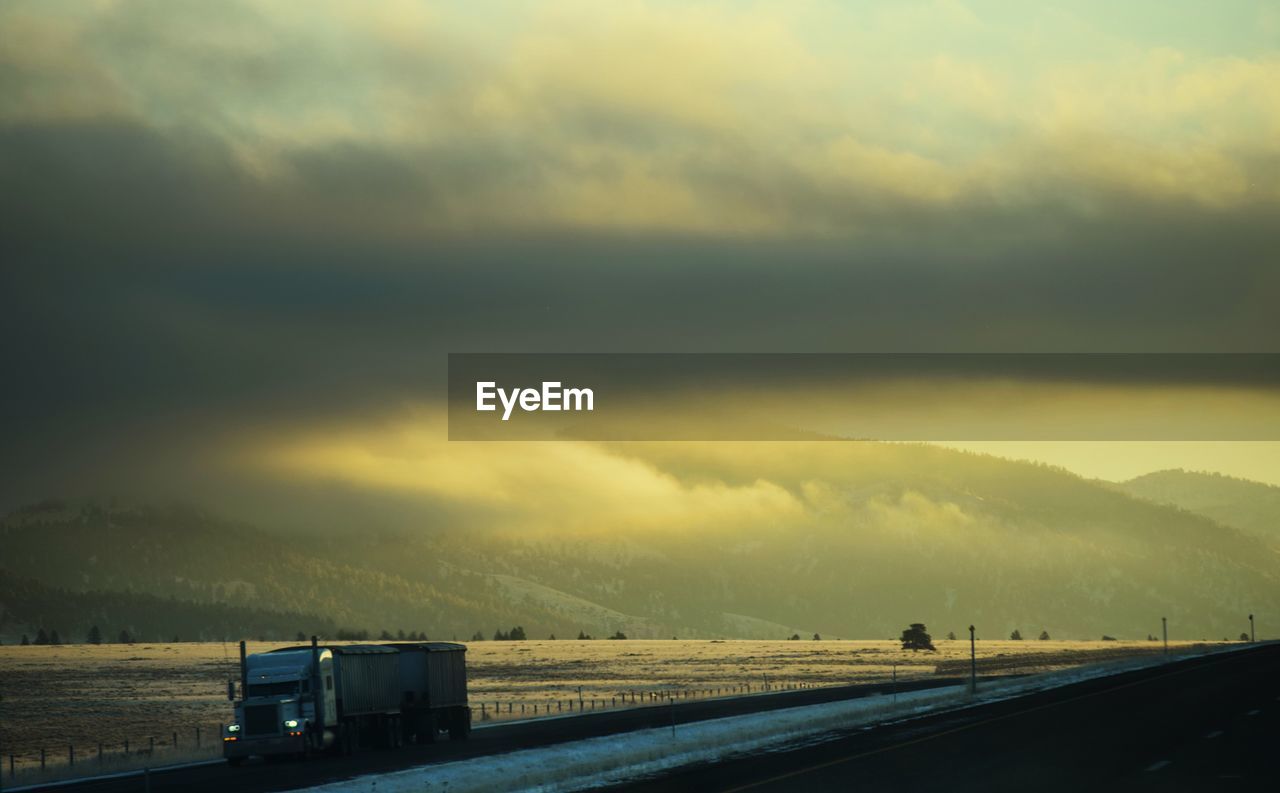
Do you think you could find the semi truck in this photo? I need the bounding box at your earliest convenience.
[223,638,470,764]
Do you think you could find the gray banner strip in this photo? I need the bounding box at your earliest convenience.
[448,353,1280,441]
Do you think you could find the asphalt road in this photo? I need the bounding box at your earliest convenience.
[608,643,1280,792]
[12,675,974,793]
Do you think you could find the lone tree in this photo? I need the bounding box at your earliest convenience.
[87,625,103,645]
[947,631,957,640]
[900,623,935,652]
[1010,629,1023,641]
[35,628,49,645]
[1240,632,1250,641]
[813,633,822,641]
[118,629,134,644]
[789,633,801,641]
[1038,630,1050,641]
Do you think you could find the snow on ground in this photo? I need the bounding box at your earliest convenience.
[302,644,1244,793]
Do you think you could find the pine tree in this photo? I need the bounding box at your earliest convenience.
[118,629,134,644]
[1038,630,1050,640]
[1010,629,1023,641]
[21,634,30,646]
[87,625,103,645]
[899,623,935,652]
[50,630,61,645]
[35,628,49,645]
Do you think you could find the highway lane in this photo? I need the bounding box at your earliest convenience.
[12,675,976,793]
[608,643,1279,792]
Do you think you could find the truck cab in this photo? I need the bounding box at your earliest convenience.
[224,646,336,763]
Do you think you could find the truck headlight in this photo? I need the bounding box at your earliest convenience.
[227,724,241,733]
[283,719,299,729]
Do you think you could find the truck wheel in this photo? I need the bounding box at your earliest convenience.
[449,708,470,740]
[342,723,356,755]
[384,717,397,749]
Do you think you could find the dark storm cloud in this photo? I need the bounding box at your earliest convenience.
[3,1,1279,507]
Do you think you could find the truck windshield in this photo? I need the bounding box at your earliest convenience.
[247,681,300,697]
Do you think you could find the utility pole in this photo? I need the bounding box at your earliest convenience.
[968,625,976,694]
[1249,613,1255,643]
[1162,617,1167,656]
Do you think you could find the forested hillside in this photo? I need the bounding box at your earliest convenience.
[3,444,1278,643]
[1119,469,1280,546]
[0,571,335,643]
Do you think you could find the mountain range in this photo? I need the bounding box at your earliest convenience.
[2,444,1277,643]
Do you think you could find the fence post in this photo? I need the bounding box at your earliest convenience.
[70,744,74,766]
[149,737,154,755]
[98,742,103,764]
[196,726,201,748]
[172,730,177,749]
[41,747,46,771]
[125,738,129,755]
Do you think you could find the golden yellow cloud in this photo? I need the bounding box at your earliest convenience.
[4,0,1277,235]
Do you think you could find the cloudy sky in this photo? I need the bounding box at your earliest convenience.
[2,0,1279,519]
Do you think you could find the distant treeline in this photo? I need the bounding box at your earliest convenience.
[0,571,336,644]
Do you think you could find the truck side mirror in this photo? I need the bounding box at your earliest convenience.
[227,679,236,701]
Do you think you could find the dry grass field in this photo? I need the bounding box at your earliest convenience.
[0,638,1222,780]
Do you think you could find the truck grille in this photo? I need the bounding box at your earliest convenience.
[244,704,279,736]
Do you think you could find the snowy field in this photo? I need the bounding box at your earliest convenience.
[0,638,1225,784]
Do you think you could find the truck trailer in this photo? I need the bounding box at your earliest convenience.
[223,638,470,764]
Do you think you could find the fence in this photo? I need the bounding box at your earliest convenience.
[5,723,226,786]
[472,680,826,723]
